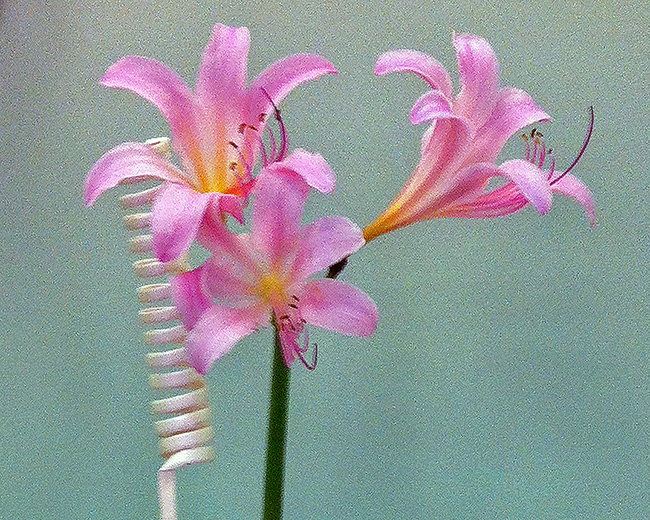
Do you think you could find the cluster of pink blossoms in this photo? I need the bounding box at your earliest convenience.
[363,34,595,241]
[85,25,594,375]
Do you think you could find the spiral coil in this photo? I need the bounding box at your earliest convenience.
[119,138,214,520]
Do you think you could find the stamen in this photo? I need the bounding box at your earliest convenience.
[538,138,546,168]
[550,106,594,185]
[260,88,289,163]
[294,316,318,370]
[522,134,531,162]
[295,342,317,371]
[265,125,278,164]
[276,295,316,370]
[279,315,295,333]
[294,325,317,370]
[547,156,556,180]
[228,141,254,185]
[248,112,270,166]
[259,135,269,166]
[238,121,268,165]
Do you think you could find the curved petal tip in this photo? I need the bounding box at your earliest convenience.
[83,142,180,206]
[499,159,553,215]
[266,149,336,194]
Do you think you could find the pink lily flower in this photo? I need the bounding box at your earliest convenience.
[84,24,337,262]
[363,34,595,242]
[170,174,378,375]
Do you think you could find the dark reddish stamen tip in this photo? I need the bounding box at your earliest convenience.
[551,106,594,185]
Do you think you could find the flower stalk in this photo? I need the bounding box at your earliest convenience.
[262,326,292,520]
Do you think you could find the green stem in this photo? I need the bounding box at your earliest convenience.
[261,255,349,518]
[262,328,291,520]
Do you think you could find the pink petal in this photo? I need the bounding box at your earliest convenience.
[186,305,266,375]
[410,90,453,125]
[151,183,212,262]
[453,34,500,131]
[197,217,260,275]
[385,162,495,225]
[195,24,249,119]
[291,217,365,280]
[551,173,596,226]
[469,88,551,163]
[265,149,336,194]
[100,57,199,159]
[83,142,183,206]
[411,162,498,221]
[201,249,258,303]
[170,268,211,329]
[252,173,306,266]
[217,193,246,224]
[401,115,472,206]
[374,50,454,100]
[498,159,552,214]
[301,279,378,337]
[248,54,337,123]
[436,183,529,219]
[362,115,471,241]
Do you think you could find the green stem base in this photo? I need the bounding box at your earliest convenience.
[262,329,291,520]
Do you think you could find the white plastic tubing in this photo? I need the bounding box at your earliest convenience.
[119,138,215,520]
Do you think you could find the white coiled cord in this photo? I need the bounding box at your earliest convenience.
[119,138,215,520]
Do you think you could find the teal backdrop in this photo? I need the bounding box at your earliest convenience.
[1,1,648,519]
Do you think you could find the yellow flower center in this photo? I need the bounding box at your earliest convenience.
[256,271,287,305]
[188,122,248,195]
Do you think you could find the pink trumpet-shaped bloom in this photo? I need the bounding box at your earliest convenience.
[363,34,595,242]
[171,174,378,375]
[84,24,337,262]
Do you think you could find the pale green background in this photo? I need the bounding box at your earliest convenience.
[1,1,648,519]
